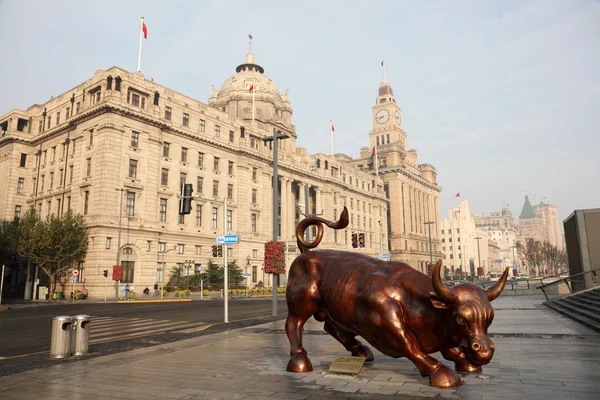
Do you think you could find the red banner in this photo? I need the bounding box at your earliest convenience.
[264,241,286,275]
[112,265,123,281]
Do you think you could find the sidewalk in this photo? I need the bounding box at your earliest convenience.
[1,295,599,399]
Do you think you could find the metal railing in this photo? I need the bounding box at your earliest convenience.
[474,278,544,291]
[538,267,600,302]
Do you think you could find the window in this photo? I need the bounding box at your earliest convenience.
[131,131,139,148]
[197,152,204,167]
[212,180,219,197]
[195,245,201,255]
[14,205,21,219]
[212,207,218,228]
[52,146,56,161]
[227,210,232,231]
[40,175,45,191]
[179,173,187,188]
[178,213,184,224]
[177,244,184,254]
[42,150,47,165]
[251,213,257,232]
[196,204,202,226]
[147,241,151,252]
[66,107,70,119]
[161,168,169,186]
[252,189,257,204]
[129,91,144,108]
[252,265,257,282]
[19,153,27,167]
[17,178,24,194]
[196,176,203,193]
[214,125,220,138]
[76,102,81,114]
[181,147,188,163]
[162,142,170,157]
[228,161,234,175]
[158,242,166,253]
[47,116,51,129]
[252,167,257,181]
[253,249,258,258]
[387,134,390,144]
[183,113,189,127]
[126,191,135,216]
[227,184,233,200]
[49,172,54,189]
[85,158,92,176]
[199,119,205,132]
[89,131,94,146]
[84,191,90,215]
[106,237,112,249]
[129,159,138,178]
[121,261,135,283]
[213,157,219,172]
[69,165,74,184]
[229,130,234,142]
[165,106,172,120]
[56,112,60,125]
[159,198,167,222]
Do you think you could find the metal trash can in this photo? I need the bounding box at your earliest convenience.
[72,314,91,356]
[50,316,73,358]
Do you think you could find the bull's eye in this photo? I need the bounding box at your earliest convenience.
[456,316,466,326]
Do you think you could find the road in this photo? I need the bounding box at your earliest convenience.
[0,298,287,363]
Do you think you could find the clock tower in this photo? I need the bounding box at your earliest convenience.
[369,82,407,153]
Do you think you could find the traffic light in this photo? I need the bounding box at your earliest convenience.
[179,183,193,215]
[217,245,223,257]
[211,245,218,257]
[351,233,358,248]
[358,233,365,248]
[103,270,108,278]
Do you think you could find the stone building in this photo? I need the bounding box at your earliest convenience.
[517,195,563,249]
[350,81,442,271]
[0,51,392,299]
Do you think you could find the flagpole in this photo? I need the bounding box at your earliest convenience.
[375,146,379,177]
[382,57,386,83]
[137,17,144,72]
[252,78,255,123]
[330,120,334,156]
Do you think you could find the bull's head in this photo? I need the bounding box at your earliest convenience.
[429,260,509,366]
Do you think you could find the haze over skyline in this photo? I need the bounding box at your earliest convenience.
[1,0,598,224]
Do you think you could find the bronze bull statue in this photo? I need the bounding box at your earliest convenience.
[285,207,509,387]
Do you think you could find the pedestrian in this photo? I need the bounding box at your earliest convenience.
[143,287,150,295]
[124,283,130,300]
[154,282,158,296]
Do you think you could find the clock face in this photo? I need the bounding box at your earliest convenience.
[395,110,401,124]
[376,109,390,124]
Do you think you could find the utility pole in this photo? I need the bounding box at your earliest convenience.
[378,221,383,256]
[115,188,124,301]
[0,265,5,306]
[223,197,229,323]
[305,180,310,242]
[475,236,482,280]
[263,128,290,317]
[424,221,435,269]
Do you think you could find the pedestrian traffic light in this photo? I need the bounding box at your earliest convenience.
[211,245,218,257]
[179,183,194,215]
[217,245,223,257]
[351,233,358,248]
[358,233,365,248]
[103,270,108,278]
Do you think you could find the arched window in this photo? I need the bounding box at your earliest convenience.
[316,159,321,168]
[324,160,329,169]
[106,76,113,90]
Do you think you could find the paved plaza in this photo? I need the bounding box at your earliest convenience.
[1,295,599,399]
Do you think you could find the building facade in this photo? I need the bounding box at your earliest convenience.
[350,82,442,272]
[0,52,392,299]
[517,195,563,249]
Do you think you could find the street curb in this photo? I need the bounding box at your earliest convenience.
[249,294,286,298]
[116,298,193,304]
[0,306,8,312]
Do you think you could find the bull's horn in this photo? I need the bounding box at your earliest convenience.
[487,267,510,301]
[431,259,457,303]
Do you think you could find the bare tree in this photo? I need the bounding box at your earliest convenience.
[516,238,544,277]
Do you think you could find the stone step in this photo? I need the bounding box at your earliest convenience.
[562,297,600,314]
[580,290,600,301]
[545,301,600,333]
[551,298,600,324]
[566,295,600,308]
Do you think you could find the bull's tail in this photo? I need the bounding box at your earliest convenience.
[296,207,349,254]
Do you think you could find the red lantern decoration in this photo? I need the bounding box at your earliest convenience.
[264,241,286,274]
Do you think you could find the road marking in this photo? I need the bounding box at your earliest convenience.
[173,323,214,334]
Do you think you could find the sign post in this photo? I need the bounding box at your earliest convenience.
[0,264,5,306]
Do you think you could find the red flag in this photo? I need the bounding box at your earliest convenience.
[330,121,335,132]
[381,58,384,67]
[142,21,147,39]
[248,33,253,40]
[249,84,254,92]
[372,147,376,156]
[455,192,460,198]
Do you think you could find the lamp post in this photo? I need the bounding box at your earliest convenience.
[115,188,125,301]
[424,221,435,269]
[184,259,194,290]
[378,221,383,256]
[474,236,482,280]
[159,245,176,299]
[263,128,290,317]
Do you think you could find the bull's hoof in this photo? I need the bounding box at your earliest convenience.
[429,365,461,388]
[352,344,374,362]
[287,354,313,373]
[456,362,482,373]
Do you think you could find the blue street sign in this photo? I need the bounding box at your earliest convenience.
[197,266,205,272]
[512,265,518,270]
[494,259,503,263]
[216,234,239,245]
[378,253,391,260]
[243,273,251,278]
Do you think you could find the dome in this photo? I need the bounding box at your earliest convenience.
[216,52,282,101]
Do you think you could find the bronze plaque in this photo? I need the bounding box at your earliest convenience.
[328,356,366,375]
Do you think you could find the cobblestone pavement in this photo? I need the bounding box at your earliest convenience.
[1,295,599,399]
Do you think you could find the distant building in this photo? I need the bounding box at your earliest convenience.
[517,195,563,249]
[564,208,600,289]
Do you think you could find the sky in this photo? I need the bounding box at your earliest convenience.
[1,0,598,225]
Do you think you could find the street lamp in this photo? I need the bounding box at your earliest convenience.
[424,221,435,270]
[184,259,195,290]
[115,188,125,301]
[158,244,177,299]
[474,236,482,280]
